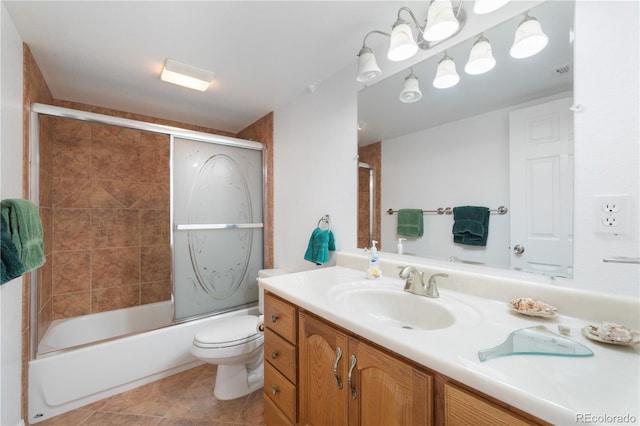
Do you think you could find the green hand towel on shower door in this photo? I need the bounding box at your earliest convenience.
[1,199,46,272]
[1,215,26,284]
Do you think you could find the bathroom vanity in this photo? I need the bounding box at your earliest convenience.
[264,291,546,425]
[260,252,639,425]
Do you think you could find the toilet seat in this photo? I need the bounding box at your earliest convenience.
[192,316,263,357]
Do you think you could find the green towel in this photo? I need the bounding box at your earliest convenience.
[1,199,46,273]
[304,227,335,265]
[1,215,26,285]
[397,209,424,237]
[452,206,490,246]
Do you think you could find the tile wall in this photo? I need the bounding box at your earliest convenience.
[357,142,381,250]
[42,116,172,320]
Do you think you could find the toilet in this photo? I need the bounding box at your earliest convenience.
[190,269,287,400]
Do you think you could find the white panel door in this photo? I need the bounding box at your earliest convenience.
[509,98,573,276]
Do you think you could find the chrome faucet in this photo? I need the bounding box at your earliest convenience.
[399,266,448,298]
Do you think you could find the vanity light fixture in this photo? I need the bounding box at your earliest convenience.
[160,59,214,92]
[388,16,419,61]
[464,34,496,75]
[433,52,460,89]
[355,2,466,82]
[509,13,549,59]
[356,46,383,82]
[399,68,422,103]
[473,0,510,15]
[423,0,462,42]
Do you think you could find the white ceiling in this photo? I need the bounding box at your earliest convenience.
[4,1,572,137]
[5,1,407,133]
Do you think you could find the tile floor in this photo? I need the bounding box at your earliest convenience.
[35,364,264,426]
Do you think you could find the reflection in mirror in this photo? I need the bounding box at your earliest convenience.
[357,1,574,277]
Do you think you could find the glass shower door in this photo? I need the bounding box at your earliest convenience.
[172,136,264,321]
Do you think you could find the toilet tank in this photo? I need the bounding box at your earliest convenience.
[258,269,288,313]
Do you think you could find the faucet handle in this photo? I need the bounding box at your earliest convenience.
[428,273,449,284]
[425,273,448,298]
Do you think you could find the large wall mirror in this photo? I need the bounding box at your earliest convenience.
[357,0,574,277]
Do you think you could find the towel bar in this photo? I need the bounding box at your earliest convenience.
[602,257,640,264]
[317,214,331,230]
[387,206,508,215]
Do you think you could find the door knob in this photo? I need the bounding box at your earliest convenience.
[513,244,525,255]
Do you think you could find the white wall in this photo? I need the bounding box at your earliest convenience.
[0,2,25,425]
[273,64,358,272]
[571,1,639,296]
[273,1,639,297]
[381,106,510,266]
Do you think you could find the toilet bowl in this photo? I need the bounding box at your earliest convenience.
[190,269,287,400]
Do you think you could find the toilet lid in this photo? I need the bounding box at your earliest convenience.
[193,315,262,348]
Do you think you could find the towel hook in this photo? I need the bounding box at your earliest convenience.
[318,214,331,230]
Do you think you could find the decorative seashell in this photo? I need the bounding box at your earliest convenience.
[509,297,557,317]
[591,322,632,343]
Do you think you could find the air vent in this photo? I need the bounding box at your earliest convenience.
[552,64,571,76]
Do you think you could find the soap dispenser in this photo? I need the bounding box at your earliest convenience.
[397,238,406,255]
[367,240,381,280]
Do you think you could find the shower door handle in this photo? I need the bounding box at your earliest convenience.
[175,223,264,231]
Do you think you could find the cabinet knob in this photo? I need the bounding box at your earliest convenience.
[271,351,279,359]
[271,386,280,396]
[271,314,279,323]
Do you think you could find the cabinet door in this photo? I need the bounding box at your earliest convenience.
[349,338,432,426]
[299,313,349,426]
[443,383,539,425]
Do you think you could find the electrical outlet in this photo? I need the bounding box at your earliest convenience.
[602,203,620,213]
[594,194,630,235]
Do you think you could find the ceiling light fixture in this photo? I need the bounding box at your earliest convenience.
[399,69,422,103]
[356,2,466,83]
[433,52,460,89]
[509,13,549,59]
[160,59,214,92]
[464,34,496,75]
[473,0,510,15]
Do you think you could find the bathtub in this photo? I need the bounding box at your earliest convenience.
[29,302,257,423]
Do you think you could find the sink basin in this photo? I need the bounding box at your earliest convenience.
[330,285,455,331]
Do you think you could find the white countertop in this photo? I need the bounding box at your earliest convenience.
[259,255,640,425]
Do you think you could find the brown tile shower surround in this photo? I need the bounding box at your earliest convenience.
[44,116,172,319]
[23,43,274,423]
[357,142,381,250]
[34,364,264,426]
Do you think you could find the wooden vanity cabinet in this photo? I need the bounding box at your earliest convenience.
[263,292,297,425]
[263,294,548,426]
[438,380,548,426]
[298,312,432,426]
